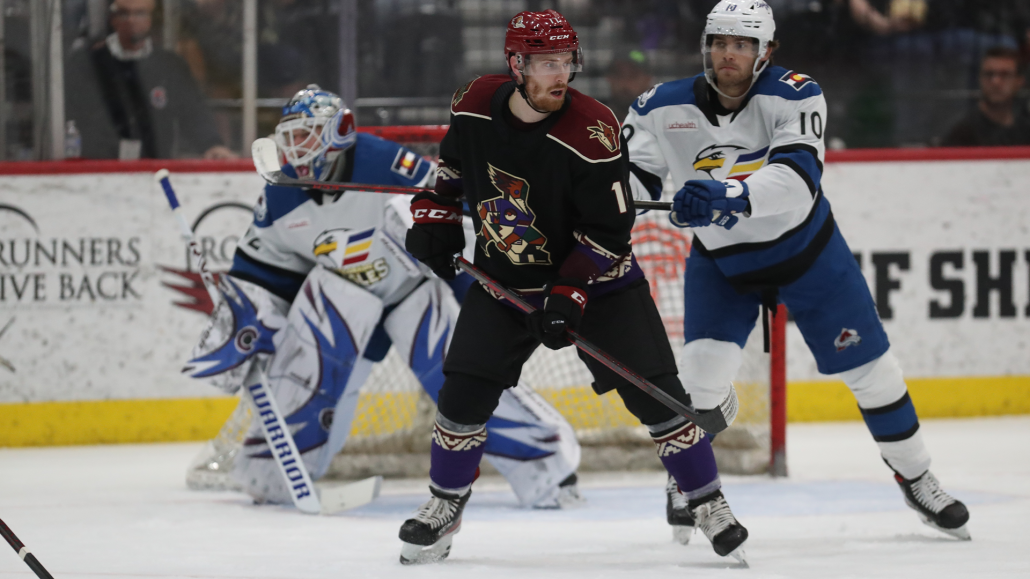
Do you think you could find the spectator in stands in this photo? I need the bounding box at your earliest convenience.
[942,47,1030,146]
[65,0,235,160]
[604,51,655,124]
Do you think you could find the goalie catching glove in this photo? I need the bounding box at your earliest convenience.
[670,180,750,230]
[526,278,588,350]
[405,191,465,280]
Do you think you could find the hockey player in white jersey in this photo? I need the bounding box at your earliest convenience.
[184,85,583,510]
[625,1,970,542]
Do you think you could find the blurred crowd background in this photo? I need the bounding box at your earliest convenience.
[6,0,1030,161]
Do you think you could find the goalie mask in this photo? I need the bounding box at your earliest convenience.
[274,85,356,181]
[504,10,583,113]
[701,1,776,99]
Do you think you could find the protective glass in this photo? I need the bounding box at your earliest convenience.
[520,53,583,77]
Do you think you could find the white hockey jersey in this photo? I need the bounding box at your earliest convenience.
[232,133,435,306]
[624,65,833,292]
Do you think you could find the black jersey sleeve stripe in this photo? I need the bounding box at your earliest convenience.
[768,144,822,197]
[628,162,664,201]
[230,249,308,302]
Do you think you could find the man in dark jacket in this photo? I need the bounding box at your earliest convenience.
[65,0,234,159]
[942,47,1030,147]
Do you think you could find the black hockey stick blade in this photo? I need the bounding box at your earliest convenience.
[252,137,429,196]
[0,518,56,579]
[453,257,728,434]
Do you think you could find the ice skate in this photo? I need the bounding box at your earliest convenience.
[666,476,695,545]
[691,490,748,566]
[398,488,471,565]
[895,470,971,540]
[534,473,586,509]
[185,440,243,492]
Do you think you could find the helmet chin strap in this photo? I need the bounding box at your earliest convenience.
[707,58,769,101]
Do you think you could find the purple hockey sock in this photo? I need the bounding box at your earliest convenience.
[429,420,487,493]
[652,421,721,500]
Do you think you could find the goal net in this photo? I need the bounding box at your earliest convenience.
[321,125,787,480]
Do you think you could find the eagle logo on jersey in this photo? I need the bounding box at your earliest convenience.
[588,120,619,152]
[312,228,390,286]
[834,328,862,352]
[693,145,746,178]
[780,70,814,91]
[478,164,551,265]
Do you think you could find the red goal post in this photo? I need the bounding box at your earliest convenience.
[333,125,789,478]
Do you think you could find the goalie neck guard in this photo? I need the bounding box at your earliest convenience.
[274,84,357,182]
[504,10,583,113]
[701,1,776,100]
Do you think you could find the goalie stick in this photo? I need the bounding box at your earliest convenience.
[156,169,382,515]
[453,257,728,434]
[250,137,674,210]
[0,517,54,579]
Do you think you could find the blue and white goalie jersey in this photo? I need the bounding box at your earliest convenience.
[624,65,831,292]
[232,132,435,305]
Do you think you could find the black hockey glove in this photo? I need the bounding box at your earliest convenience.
[526,278,589,350]
[405,191,465,280]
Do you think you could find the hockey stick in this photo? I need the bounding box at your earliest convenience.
[453,257,728,434]
[0,517,55,579]
[250,137,674,210]
[156,170,381,515]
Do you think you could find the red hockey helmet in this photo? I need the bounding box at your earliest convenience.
[504,9,583,78]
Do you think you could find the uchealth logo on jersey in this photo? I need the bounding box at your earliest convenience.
[780,70,814,91]
[834,328,862,352]
[588,120,619,152]
[478,164,551,265]
[390,149,422,179]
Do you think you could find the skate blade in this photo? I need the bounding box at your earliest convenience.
[671,524,694,546]
[917,514,972,541]
[727,546,748,568]
[185,469,243,492]
[399,535,454,565]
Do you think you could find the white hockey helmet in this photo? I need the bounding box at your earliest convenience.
[274,84,357,181]
[701,1,776,98]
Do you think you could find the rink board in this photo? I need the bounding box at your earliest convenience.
[1,150,1029,445]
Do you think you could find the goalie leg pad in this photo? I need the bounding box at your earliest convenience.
[232,266,384,503]
[183,275,289,393]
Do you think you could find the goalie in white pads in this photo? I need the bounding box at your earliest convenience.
[624,1,969,541]
[184,85,582,510]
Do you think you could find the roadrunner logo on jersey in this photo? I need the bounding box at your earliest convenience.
[478,164,552,265]
[588,120,619,152]
[693,144,769,180]
[313,228,391,286]
[390,149,422,179]
[834,328,862,352]
[780,70,814,91]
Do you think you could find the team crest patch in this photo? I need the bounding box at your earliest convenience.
[692,144,746,178]
[780,70,814,91]
[636,83,662,108]
[512,15,525,28]
[588,120,619,152]
[451,77,476,108]
[478,164,551,265]
[834,328,862,352]
[312,228,390,286]
[390,149,422,178]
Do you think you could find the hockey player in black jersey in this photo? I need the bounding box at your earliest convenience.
[398,9,747,565]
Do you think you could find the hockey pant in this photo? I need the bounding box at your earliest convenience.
[216,268,578,507]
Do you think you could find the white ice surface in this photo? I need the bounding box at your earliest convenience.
[1,417,1028,578]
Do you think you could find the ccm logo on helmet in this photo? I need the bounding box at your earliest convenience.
[413,208,461,222]
[550,35,570,40]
